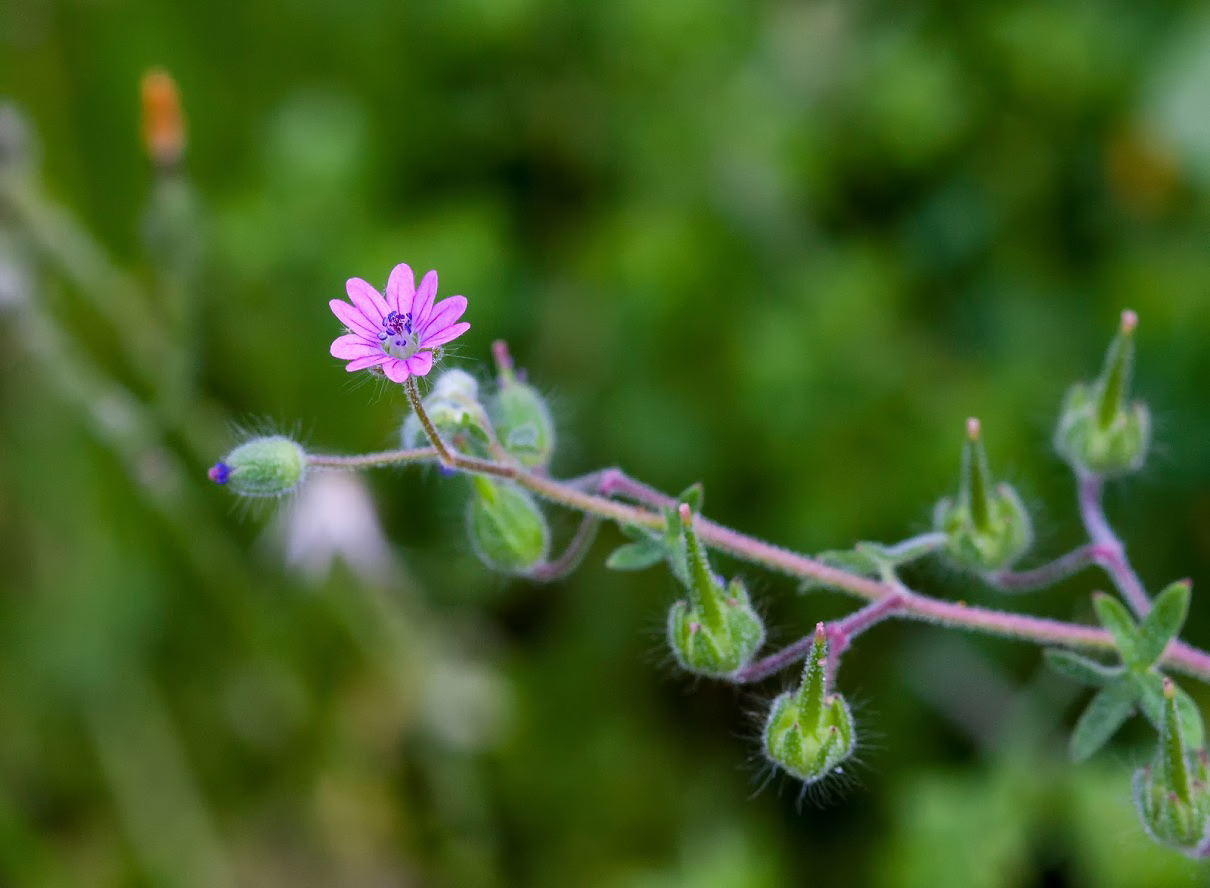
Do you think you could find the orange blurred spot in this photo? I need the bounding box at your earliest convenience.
[141,68,185,167]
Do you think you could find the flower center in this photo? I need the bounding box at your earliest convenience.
[378,311,419,359]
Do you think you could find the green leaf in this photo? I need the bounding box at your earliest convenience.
[799,548,883,592]
[1134,672,1205,750]
[1092,593,1141,665]
[1135,580,1191,667]
[676,483,704,513]
[1044,649,1122,687]
[604,539,666,571]
[1070,680,1138,762]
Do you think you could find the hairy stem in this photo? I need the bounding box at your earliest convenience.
[528,514,601,582]
[405,376,454,465]
[1077,471,1150,617]
[301,447,1210,683]
[986,544,1101,592]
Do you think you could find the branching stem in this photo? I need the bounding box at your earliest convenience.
[301,442,1210,684]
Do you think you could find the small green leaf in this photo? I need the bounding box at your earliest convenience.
[1070,680,1138,762]
[1134,672,1205,750]
[1092,593,1141,665]
[676,483,704,513]
[605,539,666,571]
[1135,580,1191,667]
[799,548,883,592]
[1044,649,1122,686]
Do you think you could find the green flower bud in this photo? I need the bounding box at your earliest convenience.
[1055,310,1151,477]
[465,476,550,575]
[934,418,1032,573]
[666,504,765,677]
[1132,678,1210,857]
[763,623,856,784]
[488,356,555,470]
[402,369,493,453]
[209,435,306,497]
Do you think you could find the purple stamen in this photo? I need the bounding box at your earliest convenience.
[383,311,413,337]
[208,462,231,484]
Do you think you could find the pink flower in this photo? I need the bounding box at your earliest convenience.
[329,264,470,383]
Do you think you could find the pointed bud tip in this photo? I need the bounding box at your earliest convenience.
[1121,309,1138,335]
[814,622,826,641]
[966,417,981,441]
[678,502,693,526]
[1163,676,1176,699]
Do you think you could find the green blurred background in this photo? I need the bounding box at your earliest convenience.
[4,0,1210,885]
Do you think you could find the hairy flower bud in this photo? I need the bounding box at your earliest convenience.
[666,504,765,677]
[488,351,555,470]
[763,623,856,784]
[465,476,550,575]
[1132,678,1210,857]
[209,435,306,497]
[402,369,493,453]
[1055,309,1151,476]
[934,418,1032,573]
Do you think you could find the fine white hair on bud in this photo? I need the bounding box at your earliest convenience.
[209,435,306,497]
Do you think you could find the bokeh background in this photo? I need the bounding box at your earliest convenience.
[4,0,1210,885]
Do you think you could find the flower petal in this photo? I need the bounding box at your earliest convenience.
[345,354,389,372]
[421,321,470,349]
[412,270,438,327]
[420,295,467,338]
[405,351,434,377]
[330,299,378,337]
[331,333,381,360]
[386,263,416,316]
[346,277,389,326]
[382,358,410,384]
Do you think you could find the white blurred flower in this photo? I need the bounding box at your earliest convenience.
[275,470,396,585]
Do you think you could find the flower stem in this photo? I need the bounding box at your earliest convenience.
[307,447,438,470]
[302,446,1210,683]
[405,376,454,466]
[528,515,601,582]
[985,544,1101,592]
[1077,471,1150,617]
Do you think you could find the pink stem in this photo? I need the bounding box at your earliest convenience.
[1078,471,1151,617]
[986,544,1100,592]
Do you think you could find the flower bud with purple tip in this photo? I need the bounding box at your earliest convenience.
[209,435,306,497]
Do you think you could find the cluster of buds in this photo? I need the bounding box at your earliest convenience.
[1133,678,1210,857]
[934,418,1032,574]
[666,504,765,678]
[762,624,856,784]
[1055,309,1150,477]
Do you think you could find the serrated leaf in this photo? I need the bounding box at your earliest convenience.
[1092,593,1141,665]
[676,483,704,513]
[1133,671,1205,749]
[1069,680,1138,762]
[1044,649,1122,686]
[1135,580,1190,667]
[605,539,666,571]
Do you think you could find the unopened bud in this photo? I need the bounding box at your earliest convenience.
[666,504,765,677]
[763,624,856,784]
[209,435,306,497]
[402,369,493,454]
[488,341,555,469]
[1132,677,1210,856]
[465,477,550,575]
[935,419,1032,573]
[141,68,186,169]
[1055,310,1151,476]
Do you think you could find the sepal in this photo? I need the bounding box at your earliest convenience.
[762,624,856,784]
